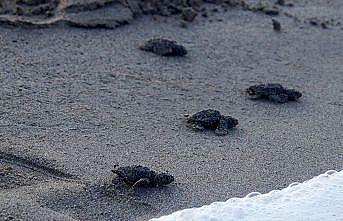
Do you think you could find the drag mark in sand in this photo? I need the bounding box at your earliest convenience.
[0,151,76,181]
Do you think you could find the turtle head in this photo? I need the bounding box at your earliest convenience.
[285,89,302,101]
[154,172,174,186]
[172,45,187,56]
[111,163,120,174]
[229,117,239,127]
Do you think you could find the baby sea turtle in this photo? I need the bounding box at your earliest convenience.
[139,38,187,56]
[186,109,238,136]
[111,165,174,188]
[246,83,302,103]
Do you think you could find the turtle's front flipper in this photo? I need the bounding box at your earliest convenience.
[268,94,288,103]
[186,122,205,131]
[131,178,150,189]
[215,116,238,136]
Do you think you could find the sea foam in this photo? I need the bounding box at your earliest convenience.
[151,170,343,221]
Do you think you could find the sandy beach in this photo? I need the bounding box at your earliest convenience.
[0,0,342,220]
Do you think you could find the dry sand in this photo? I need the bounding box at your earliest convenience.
[0,0,342,220]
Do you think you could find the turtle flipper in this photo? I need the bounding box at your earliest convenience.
[187,122,205,131]
[111,163,120,174]
[268,94,289,103]
[131,178,150,189]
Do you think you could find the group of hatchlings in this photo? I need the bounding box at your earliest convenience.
[112,38,302,189]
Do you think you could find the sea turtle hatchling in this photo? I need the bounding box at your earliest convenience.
[139,38,187,56]
[186,109,238,136]
[111,165,174,188]
[246,83,302,103]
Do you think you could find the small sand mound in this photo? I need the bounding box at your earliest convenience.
[0,0,67,26]
[0,0,291,29]
[121,0,202,16]
[0,0,234,27]
[8,0,60,17]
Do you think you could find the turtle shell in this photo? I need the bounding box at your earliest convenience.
[113,165,156,185]
[187,109,221,129]
[139,38,187,56]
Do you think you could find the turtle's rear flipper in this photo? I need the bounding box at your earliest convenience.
[131,178,150,189]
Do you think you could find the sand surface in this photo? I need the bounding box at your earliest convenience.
[0,0,342,220]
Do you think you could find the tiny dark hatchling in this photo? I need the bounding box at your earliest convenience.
[246,83,302,103]
[111,165,174,188]
[139,38,187,56]
[186,109,238,136]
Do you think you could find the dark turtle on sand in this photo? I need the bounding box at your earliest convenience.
[139,38,187,56]
[246,83,302,103]
[111,165,174,188]
[186,109,238,136]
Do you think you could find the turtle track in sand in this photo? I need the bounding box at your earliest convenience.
[0,151,76,190]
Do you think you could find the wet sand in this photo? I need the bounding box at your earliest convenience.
[0,0,343,220]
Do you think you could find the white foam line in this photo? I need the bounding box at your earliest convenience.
[151,170,343,221]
